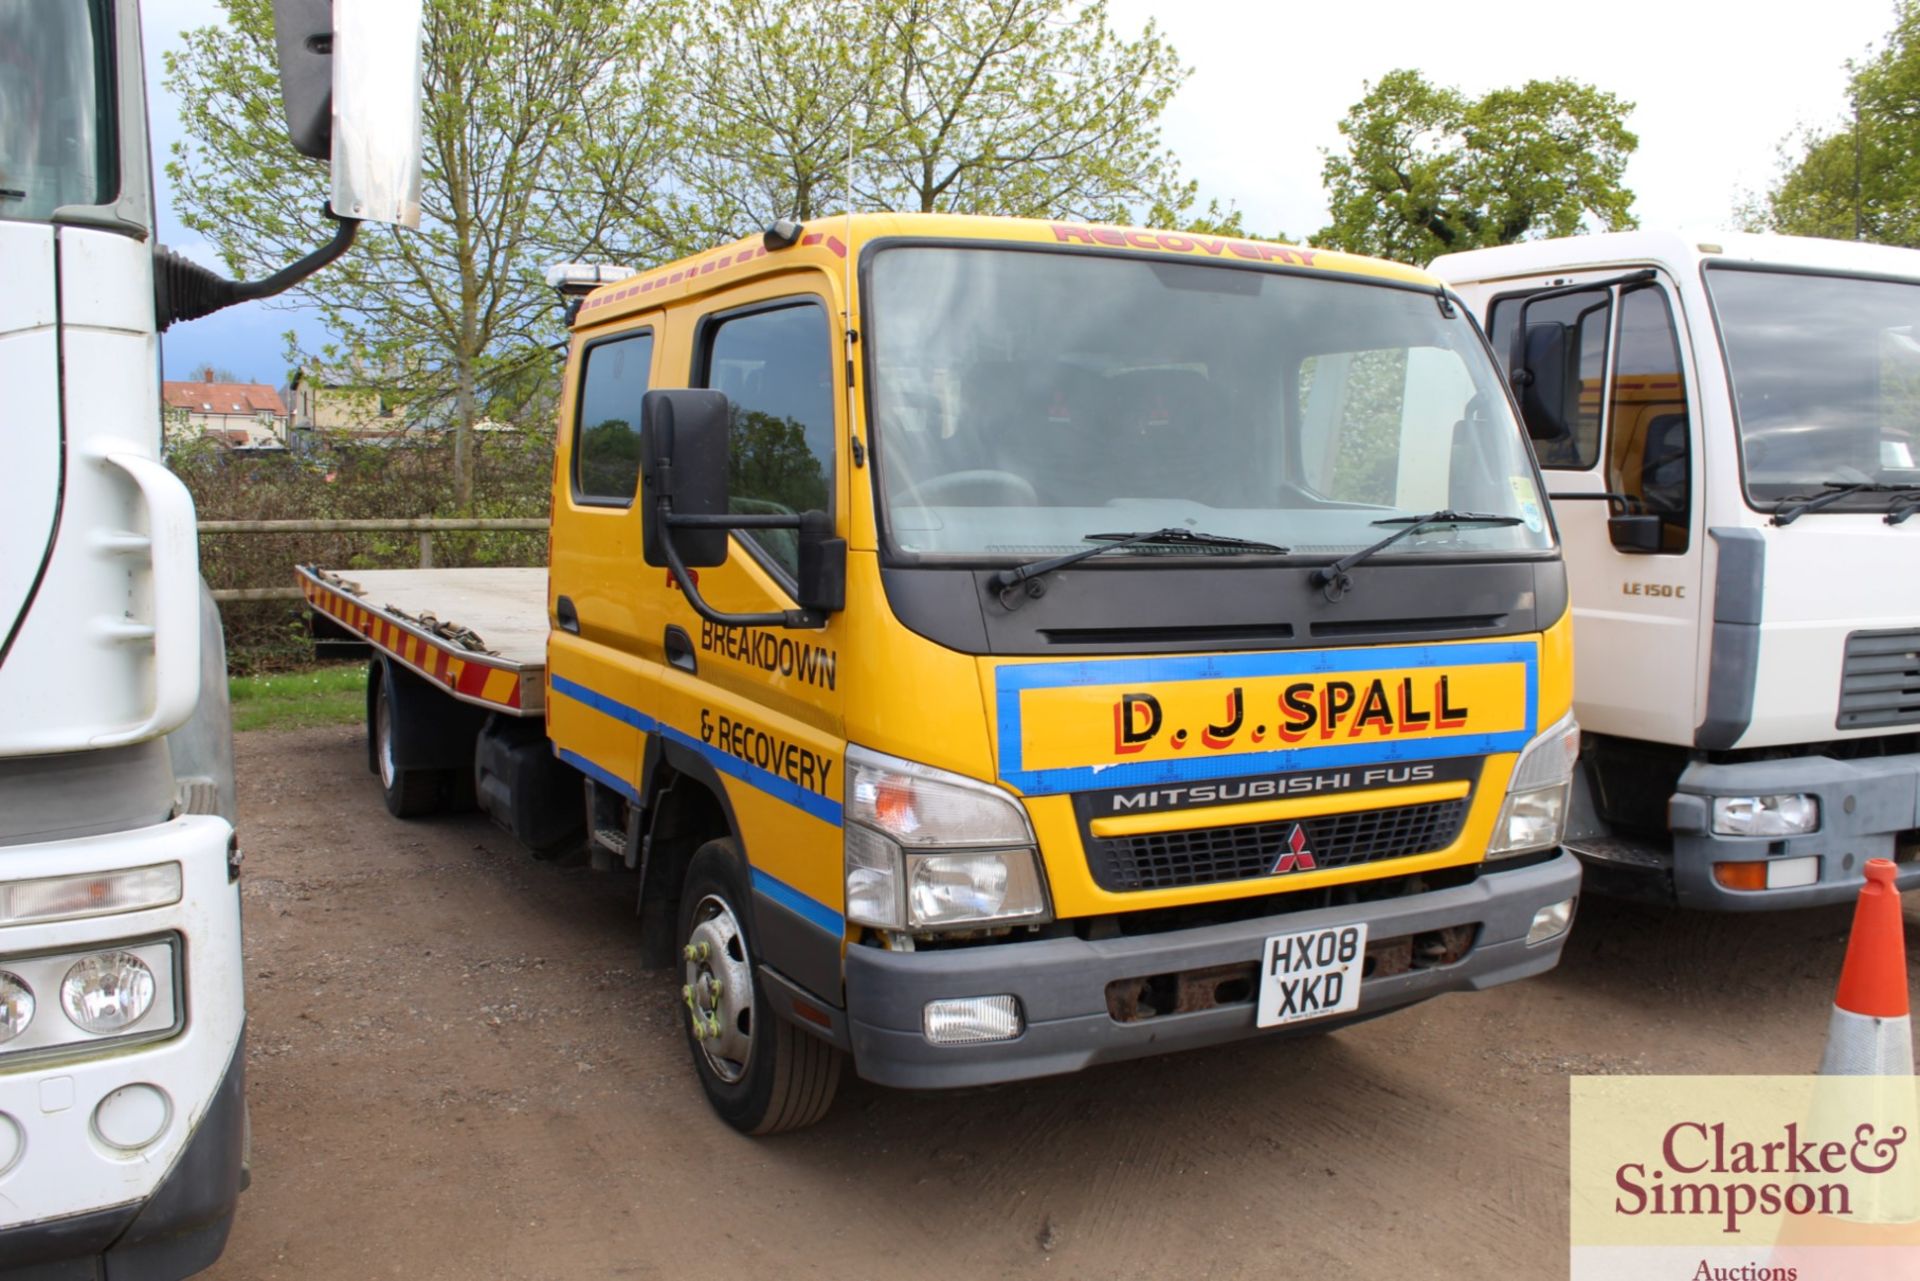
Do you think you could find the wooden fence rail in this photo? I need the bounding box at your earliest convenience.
[198,517,546,602]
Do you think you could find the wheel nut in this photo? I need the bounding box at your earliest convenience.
[705,976,722,1000]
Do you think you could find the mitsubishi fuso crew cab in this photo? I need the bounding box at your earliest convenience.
[303,214,1583,1133]
[1,2,423,1277]
[1433,231,1920,909]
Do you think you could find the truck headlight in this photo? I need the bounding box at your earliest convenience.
[61,951,157,1035]
[1711,794,1819,837]
[0,973,32,1044]
[1488,714,1580,859]
[844,746,1051,930]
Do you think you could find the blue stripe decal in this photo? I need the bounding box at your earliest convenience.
[995,640,1539,797]
[551,674,652,729]
[556,748,640,801]
[548,676,843,827]
[656,723,845,827]
[751,866,845,935]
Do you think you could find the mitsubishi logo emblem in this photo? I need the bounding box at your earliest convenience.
[1271,823,1317,875]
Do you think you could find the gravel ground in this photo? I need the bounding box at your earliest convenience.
[205,724,1897,1280]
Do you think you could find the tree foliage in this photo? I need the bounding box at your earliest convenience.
[672,0,1198,242]
[167,0,1256,511]
[1316,69,1638,265]
[166,0,678,508]
[1753,2,1920,246]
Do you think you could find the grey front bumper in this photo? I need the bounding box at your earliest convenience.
[844,851,1581,1089]
[1665,752,1920,910]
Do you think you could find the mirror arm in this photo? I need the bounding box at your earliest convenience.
[155,206,358,331]
[656,499,825,630]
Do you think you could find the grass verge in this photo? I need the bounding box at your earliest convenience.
[229,663,367,732]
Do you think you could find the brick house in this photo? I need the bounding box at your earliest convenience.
[161,378,290,448]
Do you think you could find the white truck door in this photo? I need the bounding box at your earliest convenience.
[0,222,63,660]
[1488,276,1707,747]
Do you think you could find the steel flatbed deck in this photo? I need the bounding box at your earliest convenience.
[297,565,547,716]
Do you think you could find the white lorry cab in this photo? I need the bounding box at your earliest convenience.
[0,3,422,1276]
[1433,231,1920,909]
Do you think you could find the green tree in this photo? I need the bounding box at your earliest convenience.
[166,0,679,509]
[1317,69,1638,265]
[674,0,1201,239]
[861,0,1188,220]
[1753,3,1920,246]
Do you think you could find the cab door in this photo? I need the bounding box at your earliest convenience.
[645,280,850,932]
[1488,276,1706,748]
[547,322,660,794]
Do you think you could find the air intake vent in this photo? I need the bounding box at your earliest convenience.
[1838,629,1920,730]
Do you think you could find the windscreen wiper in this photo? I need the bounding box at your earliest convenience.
[989,527,1287,608]
[1311,510,1524,603]
[1773,481,1920,526]
[1888,491,1920,526]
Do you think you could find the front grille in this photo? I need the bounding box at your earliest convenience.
[1087,798,1470,892]
[1838,629,1920,730]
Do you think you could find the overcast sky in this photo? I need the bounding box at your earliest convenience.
[148,0,1899,383]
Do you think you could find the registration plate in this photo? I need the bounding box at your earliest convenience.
[1256,922,1368,1028]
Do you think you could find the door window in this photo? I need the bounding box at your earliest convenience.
[698,301,835,579]
[1608,286,1691,553]
[573,331,654,505]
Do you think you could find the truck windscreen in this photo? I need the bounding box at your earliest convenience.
[865,245,1554,562]
[0,0,113,223]
[1707,264,1920,508]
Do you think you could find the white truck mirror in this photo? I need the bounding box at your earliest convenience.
[330,0,425,228]
[271,0,424,228]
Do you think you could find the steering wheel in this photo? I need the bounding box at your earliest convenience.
[899,469,1039,507]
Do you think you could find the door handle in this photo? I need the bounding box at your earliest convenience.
[555,595,580,634]
[664,625,697,673]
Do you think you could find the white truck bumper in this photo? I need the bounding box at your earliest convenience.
[0,815,245,1279]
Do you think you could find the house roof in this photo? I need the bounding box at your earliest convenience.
[161,381,289,417]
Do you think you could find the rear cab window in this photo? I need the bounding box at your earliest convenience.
[573,331,654,506]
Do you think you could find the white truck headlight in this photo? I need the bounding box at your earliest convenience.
[1711,794,1819,837]
[0,973,33,1044]
[1488,714,1580,859]
[844,746,1051,930]
[61,950,157,1035]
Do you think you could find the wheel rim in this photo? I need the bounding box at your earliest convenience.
[683,894,754,1083]
[375,684,397,789]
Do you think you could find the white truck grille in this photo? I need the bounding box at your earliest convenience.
[1838,629,1920,730]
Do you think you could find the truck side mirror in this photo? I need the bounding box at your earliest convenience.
[638,389,841,629]
[640,390,732,569]
[272,0,333,159]
[1512,321,1576,444]
[271,0,425,228]
[1607,513,1665,554]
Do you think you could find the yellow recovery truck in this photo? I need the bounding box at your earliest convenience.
[301,214,1583,1132]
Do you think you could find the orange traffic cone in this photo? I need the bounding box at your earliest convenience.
[1766,860,1920,1270]
[1820,858,1913,1076]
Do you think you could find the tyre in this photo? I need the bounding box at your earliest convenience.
[677,840,842,1134]
[371,667,444,819]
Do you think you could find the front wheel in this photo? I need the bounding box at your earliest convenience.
[677,841,841,1134]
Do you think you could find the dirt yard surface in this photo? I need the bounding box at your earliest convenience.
[207,725,1890,1281]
